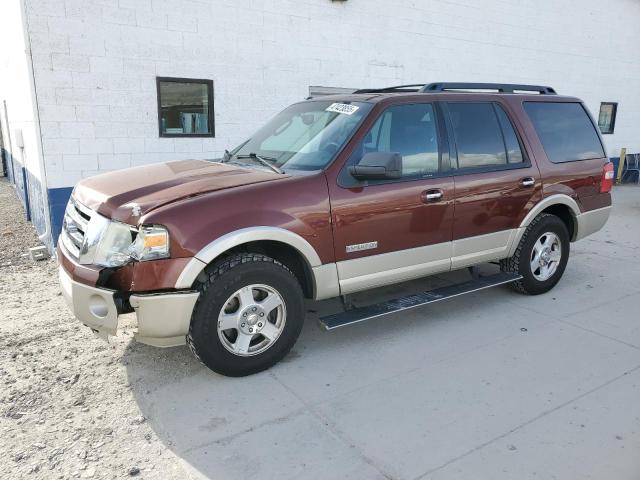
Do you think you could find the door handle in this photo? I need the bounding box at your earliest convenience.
[421,189,443,203]
[520,177,535,187]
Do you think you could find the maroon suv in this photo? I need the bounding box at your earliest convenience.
[58,82,613,376]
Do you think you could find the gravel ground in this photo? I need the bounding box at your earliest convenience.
[0,178,41,268]
[0,177,186,479]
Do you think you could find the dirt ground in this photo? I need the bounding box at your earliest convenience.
[0,177,186,478]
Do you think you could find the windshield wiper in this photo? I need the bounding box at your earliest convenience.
[235,153,284,174]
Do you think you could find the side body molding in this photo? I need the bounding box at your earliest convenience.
[508,194,581,257]
[174,226,340,300]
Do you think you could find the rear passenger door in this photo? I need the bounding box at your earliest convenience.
[442,101,542,269]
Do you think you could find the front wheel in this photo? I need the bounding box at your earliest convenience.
[501,213,570,295]
[187,253,305,377]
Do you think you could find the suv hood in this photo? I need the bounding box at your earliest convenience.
[73,160,286,223]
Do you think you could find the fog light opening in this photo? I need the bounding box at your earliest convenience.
[89,295,109,318]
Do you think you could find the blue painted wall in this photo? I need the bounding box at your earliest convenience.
[26,168,51,237]
[3,148,15,184]
[3,145,71,250]
[2,147,28,213]
[48,186,73,247]
[2,146,54,248]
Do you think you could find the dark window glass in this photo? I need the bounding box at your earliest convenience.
[448,103,506,168]
[597,102,617,134]
[356,103,440,178]
[495,105,524,164]
[157,78,213,137]
[524,102,605,163]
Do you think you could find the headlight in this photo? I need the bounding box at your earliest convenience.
[92,223,169,267]
[128,225,170,262]
[93,221,136,267]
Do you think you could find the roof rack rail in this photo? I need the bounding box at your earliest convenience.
[353,82,557,95]
[421,82,556,94]
[353,84,425,94]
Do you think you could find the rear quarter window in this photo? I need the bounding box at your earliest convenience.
[524,102,605,163]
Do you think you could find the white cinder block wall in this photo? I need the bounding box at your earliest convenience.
[0,0,50,239]
[2,0,640,249]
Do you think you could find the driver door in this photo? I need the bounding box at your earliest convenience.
[328,102,454,294]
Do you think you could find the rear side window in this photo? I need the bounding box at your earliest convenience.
[447,103,509,169]
[524,102,605,163]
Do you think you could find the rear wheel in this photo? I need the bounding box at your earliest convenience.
[500,213,570,295]
[187,253,305,377]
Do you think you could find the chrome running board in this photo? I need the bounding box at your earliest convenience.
[319,271,522,330]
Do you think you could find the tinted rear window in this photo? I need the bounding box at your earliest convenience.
[524,102,605,163]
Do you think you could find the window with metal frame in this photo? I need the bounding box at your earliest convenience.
[156,77,214,137]
[597,102,617,135]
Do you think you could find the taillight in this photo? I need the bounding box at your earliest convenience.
[600,162,614,193]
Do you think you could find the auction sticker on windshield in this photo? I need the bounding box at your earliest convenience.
[326,103,360,115]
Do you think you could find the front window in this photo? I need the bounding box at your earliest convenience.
[350,103,441,178]
[229,100,372,172]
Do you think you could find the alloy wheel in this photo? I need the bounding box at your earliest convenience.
[530,232,562,281]
[217,284,287,356]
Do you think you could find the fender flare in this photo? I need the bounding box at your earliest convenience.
[174,226,323,289]
[508,194,581,256]
[520,194,581,228]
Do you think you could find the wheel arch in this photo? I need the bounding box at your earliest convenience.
[175,227,325,299]
[521,194,580,238]
[508,194,581,256]
[540,203,577,240]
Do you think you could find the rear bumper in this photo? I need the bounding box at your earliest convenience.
[58,266,199,347]
[575,205,612,241]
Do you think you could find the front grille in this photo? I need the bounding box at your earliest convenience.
[61,198,92,259]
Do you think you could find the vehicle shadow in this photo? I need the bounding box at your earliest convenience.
[121,266,504,478]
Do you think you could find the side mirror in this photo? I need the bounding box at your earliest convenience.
[349,152,402,180]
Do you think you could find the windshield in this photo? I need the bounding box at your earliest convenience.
[229,100,372,171]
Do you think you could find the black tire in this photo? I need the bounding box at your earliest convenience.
[500,213,570,295]
[187,253,305,377]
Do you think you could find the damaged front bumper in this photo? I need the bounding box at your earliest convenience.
[58,266,199,347]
